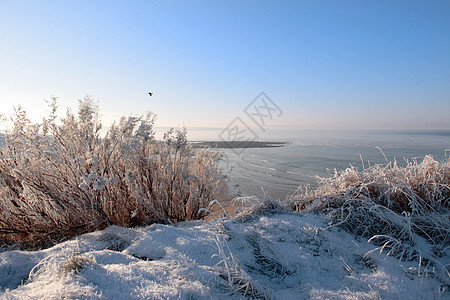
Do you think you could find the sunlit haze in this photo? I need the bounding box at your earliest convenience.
[1,1,450,135]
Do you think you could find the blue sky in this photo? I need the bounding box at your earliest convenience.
[1,0,450,132]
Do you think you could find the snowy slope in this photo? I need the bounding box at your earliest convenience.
[1,213,448,299]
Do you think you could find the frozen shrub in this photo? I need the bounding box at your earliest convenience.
[0,97,230,248]
[289,155,449,243]
[59,255,94,275]
[289,154,449,281]
[232,194,289,222]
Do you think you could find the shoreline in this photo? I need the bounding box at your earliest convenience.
[192,141,288,149]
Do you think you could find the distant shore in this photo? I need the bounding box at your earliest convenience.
[192,141,288,149]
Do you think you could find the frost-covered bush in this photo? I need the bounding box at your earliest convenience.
[289,155,449,271]
[231,194,290,223]
[0,97,230,248]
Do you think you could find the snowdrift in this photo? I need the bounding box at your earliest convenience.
[1,205,447,299]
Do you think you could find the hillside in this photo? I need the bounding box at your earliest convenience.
[1,198,448,299]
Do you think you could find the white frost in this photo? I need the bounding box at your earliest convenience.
[0,214,447,299]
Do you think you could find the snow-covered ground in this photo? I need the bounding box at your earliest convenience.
[1,212,448,299]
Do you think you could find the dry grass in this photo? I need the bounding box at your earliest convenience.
[59,255,94,275]
[289,153,449,282]
[231,193,290,223]
[213,232,271,299]
[0,97,230,249]
[289,154,449,243]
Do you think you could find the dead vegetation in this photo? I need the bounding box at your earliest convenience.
[0,97,230,249]
[288,153,449,283]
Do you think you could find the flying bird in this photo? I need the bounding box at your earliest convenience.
[148,92,153,96]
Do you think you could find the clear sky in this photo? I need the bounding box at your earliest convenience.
[1,0,450,133]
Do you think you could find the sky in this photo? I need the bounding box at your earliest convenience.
[1,0,450,135]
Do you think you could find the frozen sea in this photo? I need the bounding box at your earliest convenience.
[189,129,450,200]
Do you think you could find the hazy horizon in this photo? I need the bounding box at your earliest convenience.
[1,1,450,131]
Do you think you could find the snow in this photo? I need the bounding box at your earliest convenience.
[1,213,448,299]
